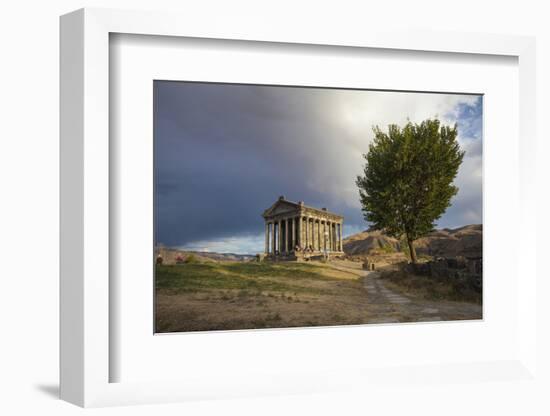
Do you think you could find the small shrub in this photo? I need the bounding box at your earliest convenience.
[184,254,198,264]
[379,243,396,253]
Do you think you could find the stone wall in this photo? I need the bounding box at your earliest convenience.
[408,256,482,290]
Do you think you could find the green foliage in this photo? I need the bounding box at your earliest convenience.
[378,242,396,253]
[184,254,198,264]
[356,119,464,262]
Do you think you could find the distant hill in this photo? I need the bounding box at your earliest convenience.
[186,251,256,262]
[156,247,255,264]
[343,224,482,258]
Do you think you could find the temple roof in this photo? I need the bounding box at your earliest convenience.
[262,196,343,220]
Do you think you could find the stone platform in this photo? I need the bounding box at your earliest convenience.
[263,250,345,262]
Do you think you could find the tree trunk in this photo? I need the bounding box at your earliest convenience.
[407,237,417,264]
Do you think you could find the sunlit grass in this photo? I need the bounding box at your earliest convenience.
[155,262,354,295]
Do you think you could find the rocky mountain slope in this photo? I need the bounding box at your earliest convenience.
[343,224,482,258]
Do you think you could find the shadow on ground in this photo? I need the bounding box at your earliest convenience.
[34,383,59,399]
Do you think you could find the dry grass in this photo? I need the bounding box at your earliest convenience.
[155,261,373,332]
[155,260,482,333]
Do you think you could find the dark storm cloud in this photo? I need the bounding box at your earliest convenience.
[155,82,482,252]
[155,82,360,247]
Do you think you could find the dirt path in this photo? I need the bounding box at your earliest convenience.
[326,261,481,323]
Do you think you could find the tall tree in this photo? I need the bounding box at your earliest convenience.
[356,119,464,264]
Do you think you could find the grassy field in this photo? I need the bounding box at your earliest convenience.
[156,262,343,294]
[155,260,483,333]
[155,261,369,332]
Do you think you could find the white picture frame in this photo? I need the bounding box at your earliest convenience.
[60,8,537,408]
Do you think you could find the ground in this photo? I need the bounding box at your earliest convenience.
[155,260,482,333]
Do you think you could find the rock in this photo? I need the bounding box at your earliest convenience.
[343,224,482,259]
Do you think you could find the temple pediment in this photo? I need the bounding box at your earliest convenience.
[262,196,300,218]
[263,196,343,220]
[263,201,298,217]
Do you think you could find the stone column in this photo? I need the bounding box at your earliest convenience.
[300,217,303,249]
[327,220,331,251]
[299,217,302,249]
[335,222,339,252]
[291,217,296,250]
[335,223,338,251]
[335,222,338,252]
[310,217,314,250]
[272,222,276,255]
[328,221,332,251]
[316,219,320,251]
[311,218,315,251]
[320,221,324,251]
[305,218,308,250]
[313,218,319,251]
[317,219,321,251]
[320,220,323,251]
[278,221,283,254]
[306,217,313,248]
[339,222,343,251]
[265,222,269,253]
[284,218,289,253]
[300,217,307,248]
[323,221,327,251]
[315,219,319,251]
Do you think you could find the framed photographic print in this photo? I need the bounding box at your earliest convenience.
[60,8,538,408]
[153,80,483,333]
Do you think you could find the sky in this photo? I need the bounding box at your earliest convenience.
[154,81,482,254]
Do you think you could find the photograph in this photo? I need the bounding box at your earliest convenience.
[154,81,483,333]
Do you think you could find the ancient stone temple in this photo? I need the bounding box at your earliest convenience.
[262,196,344,260]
